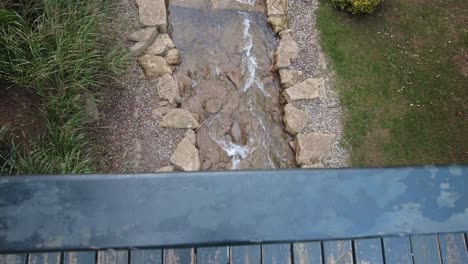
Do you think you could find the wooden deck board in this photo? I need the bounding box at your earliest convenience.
[163,248,194,264]
[354,238,383,264]
[383,236,413,264]
[438,233,468,264]
[293,242,322,264]
[197,247,228,264]
[323,240,353,264]
[63,252,96,264]
[28,253,61,264]
[230,245,261,264]
[97,250,128,264]
[262,244,291,264]
[131,249,162,264]
[0,254,26,264]
[410,235,442,264]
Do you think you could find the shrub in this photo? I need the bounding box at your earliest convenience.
[331,0,381,14]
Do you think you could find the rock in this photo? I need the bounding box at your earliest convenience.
[284,104,307,135]
[83,92,99,122]
[157,165,175,172]
[157,74,180,104]
[135,0,167,31]
[166,49,180,65]
[160,109,200,128]
[184,129,196,145]
[295,132,334,165]
[151,107,171,117]
[302,163,325,169]
[170,136,200,171]
[138,54,172,79]
[274,31,298,70]
[159,101,169,106]
[267,15,288,34]
[266,0,288,16]
[289,141,295,151]
[283,78,323,102]
[128,27,156,42]
[147,34,176,56]
[279,69,303,88]
[204,99,223,113]
[130,42,145,52]
[227,71,242,88]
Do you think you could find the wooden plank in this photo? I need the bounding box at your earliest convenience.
[197,247,228,264]
[438,233,468,264]
[0,254,26,264]
[131,249,162,264]
[354,238,383,264]
[293,242,322,264]
[63,251,96,264]
[323,240,352,264]
[163,248,194,264]
[230,245,261,264]
[28,253,61,264]
[383,236,413,264]
[262,244,291,264]
[97,250,128,264]
[410,235,442,264]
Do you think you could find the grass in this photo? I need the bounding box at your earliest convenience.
[317,0,468,166]
[0,0,128,174]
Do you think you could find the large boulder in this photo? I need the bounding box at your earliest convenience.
[266,0,288,16]
[284,104,307,135]
[279,69,303,88]
[138,54,173,79]
[274,31,298,70]
[295,132,334,165]
[160,109,200,129]
[283,78,323,102]
[147,34,176,56]
[165,49,180,65]
[135,0,167,31]
[267,15,288,34]
[128,27,156,42]
[157,74,180,104]
[170,133,200,171]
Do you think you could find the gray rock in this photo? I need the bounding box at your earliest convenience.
[135,0,167,31]
[147,34,176,56]
[160,109,200,129]
[203,99,223,113]
[266,0,288,16]
[157,165,175,172]
[274,31,298,70]
[284,104,307,135]
[267,15,288,34]
[302,163,325,169]
[138,54,172,79]
[279,69,303,88]
[295,132,334,165]
[151,107,171,117]
[170,136,200,171]
[283,78,323,102]
[157,74,180,104]
[130,42,145,52]
[128,27,156,42]
[166,49,180,65]
[184,129,196,145]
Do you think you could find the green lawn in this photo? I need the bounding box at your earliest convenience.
[317,0,467,166]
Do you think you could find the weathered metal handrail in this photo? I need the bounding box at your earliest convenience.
[0,166,467,253]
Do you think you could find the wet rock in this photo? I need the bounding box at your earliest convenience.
[279,69,303,88]
[160,109,200,129]
[266,0,288,16]
[295,132,334,165]
[302,163,325,169]
[128,27,156,42]
[135,0,167,31]
[274,31,298,70]
[284,104,307,135]
[283,78,323,102]
[267,15,288,34]
[151,107,171,117]
[227,71,242,88]
[203,98,223,113]
[170,135,200,171]
[157,74,180,104]
[157,165,175,172]
[166,49,180,65]
[147,34,176,56]
[138,54,172,79]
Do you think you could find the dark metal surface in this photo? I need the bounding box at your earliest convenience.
[0,166,467,252]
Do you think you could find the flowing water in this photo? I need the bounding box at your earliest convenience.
[169,0,295,170]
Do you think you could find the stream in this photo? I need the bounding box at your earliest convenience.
[169,0,295,170]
